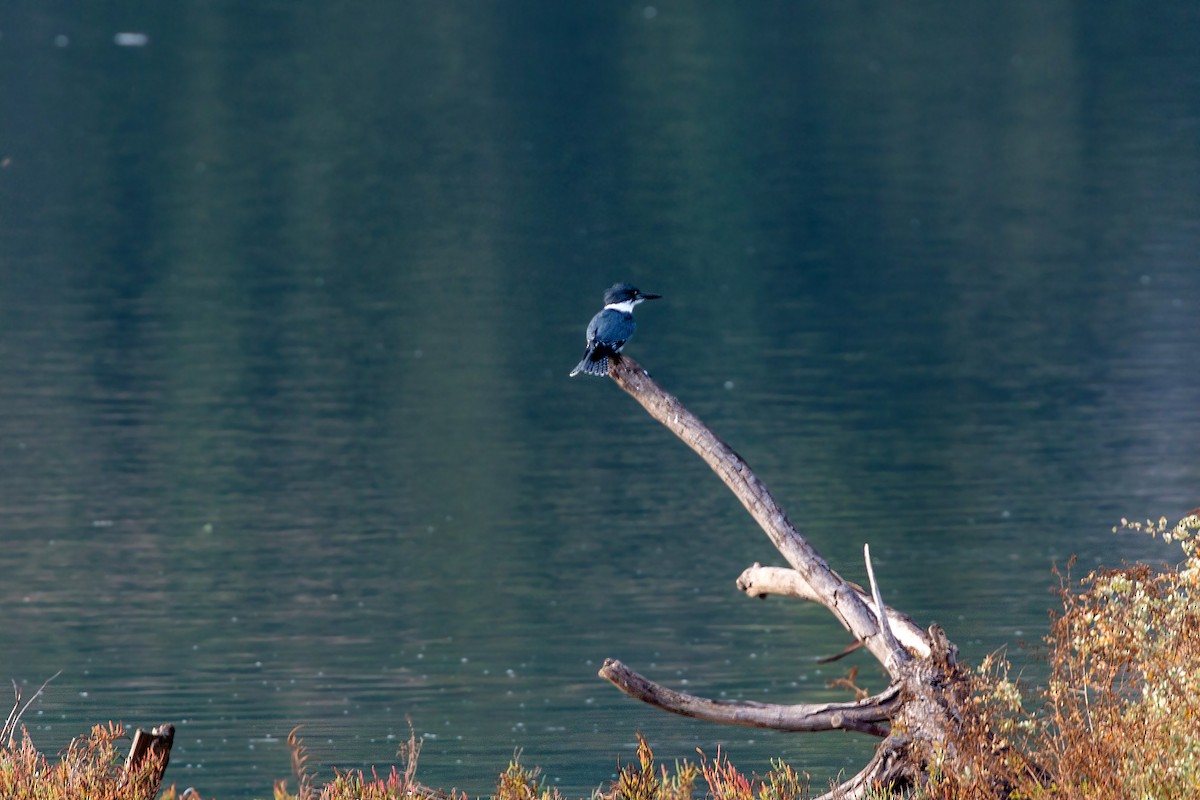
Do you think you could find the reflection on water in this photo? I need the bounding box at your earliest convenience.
[2,3,1199,797]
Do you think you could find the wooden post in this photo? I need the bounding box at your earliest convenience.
[123,723,175,799]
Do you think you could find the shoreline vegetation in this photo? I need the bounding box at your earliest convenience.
[4,515,1197,800]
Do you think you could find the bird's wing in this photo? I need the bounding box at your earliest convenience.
[595,310,635,353]
[584,312,602,345]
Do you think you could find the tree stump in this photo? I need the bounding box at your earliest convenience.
[123,723,175,799]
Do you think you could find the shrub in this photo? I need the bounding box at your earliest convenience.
[927,511,1200,800]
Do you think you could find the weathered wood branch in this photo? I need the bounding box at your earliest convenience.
[600,658,898,737]
[864,544,910,676]
[736,563,931,658]
[812,744,912,800]
[606,355,924,671]
[596,354,969,799]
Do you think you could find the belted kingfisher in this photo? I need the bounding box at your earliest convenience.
[569,282,661,377]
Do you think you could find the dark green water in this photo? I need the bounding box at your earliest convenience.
[2,3,1198,797]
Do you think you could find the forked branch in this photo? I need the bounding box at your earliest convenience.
[596,355,963,800]
[605,355,924,670]
[736,563,931,658]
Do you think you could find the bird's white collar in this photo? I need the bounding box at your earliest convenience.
[603,299,639,314]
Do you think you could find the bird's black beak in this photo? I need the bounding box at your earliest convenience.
[637,292,662,301]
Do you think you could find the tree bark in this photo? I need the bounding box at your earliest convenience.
[597,354,968,799]
[599,658,898,736]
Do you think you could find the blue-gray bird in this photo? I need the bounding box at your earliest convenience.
[570,283,661,377]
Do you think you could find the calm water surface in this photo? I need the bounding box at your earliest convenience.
[2,3,1199,797]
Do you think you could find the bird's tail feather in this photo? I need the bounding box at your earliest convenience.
[569,354,610,377]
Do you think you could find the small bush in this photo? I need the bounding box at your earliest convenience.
[1036,513,1200,799]
[926,511,1200,800]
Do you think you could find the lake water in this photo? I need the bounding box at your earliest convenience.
[1,3,1198,797]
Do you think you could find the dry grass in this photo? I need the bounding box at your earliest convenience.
[272,730,806,800]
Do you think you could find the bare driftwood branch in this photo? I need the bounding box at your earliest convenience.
[606,355,922,671]
[596,354,968,799]
[864,544,910,676]
[736,563,931,658]
[812,744,912,800]
[600,658,897,737]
